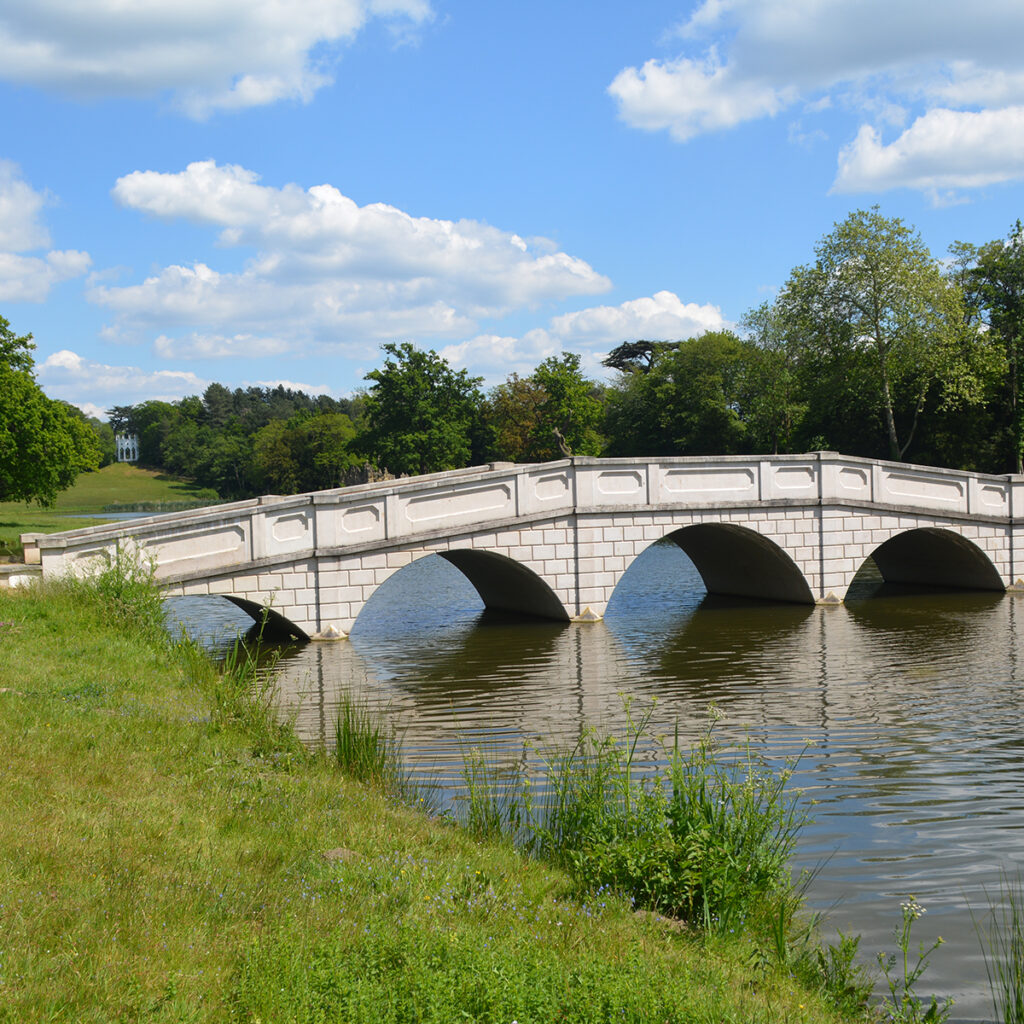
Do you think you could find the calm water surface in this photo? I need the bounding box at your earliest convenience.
[167,541,1024,1021]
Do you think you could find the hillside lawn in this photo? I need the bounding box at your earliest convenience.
[0,464,215,558]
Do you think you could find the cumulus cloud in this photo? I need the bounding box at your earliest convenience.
[610,0,1024,196]
[0,161,91,301]
[439,290,728,382]
[833,107,1024,195]
[37,349,209,408]
[92,160,611,356]
[609,54,791,142]
[0,0,432,117]
[549,291,726,347]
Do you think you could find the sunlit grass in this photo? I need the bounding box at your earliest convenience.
[0,463,217,558]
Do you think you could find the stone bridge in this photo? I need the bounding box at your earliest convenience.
[31,453,1024,641]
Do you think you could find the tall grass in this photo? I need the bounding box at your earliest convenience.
[334,694,397,784]
[979,876,1024,1024]
[53,543,166,643]
[459,744,525,840]
[459,700,809,937]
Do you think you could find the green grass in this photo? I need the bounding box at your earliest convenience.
[0,576,869,1023]
[978,877,1024,1024]
[0,463,217,558]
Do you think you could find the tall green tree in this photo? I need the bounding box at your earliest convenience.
[0,315,100,504]
[604,332,749,456]
[739,305,805,454]
[957,222,1024,471]
[484,373,547,462]
[772,208,973,462]
[485,355,603,462]
[529,353,605,459]
[354,342,484,476]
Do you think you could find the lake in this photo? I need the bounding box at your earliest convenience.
[167,539,1024,1021]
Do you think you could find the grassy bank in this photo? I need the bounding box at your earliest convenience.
[0,464,217,558]
[0,577,868,1023]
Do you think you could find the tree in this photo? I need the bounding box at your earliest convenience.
[772,208,972,462]
[0,315,100,504]
[601,340,674,374]
[604,332,749,456]
[958,222,1024,471]
[0,315,35,373]
[739,305,806,454]
[295,412,359,490]
[354,342,484,476]
[529,353,605,459]
[485,373,547,462]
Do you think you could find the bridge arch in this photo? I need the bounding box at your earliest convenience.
[439,549,570,622]
[224,595,311,641]
[857,527,1004,596]
[618,523,815,606]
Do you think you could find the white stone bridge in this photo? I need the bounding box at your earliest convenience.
[31,453,1024,641]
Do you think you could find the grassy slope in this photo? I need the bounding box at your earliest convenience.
[0,464,214,557]
[0,582,863,1024]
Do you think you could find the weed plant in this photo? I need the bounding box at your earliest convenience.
[459,744,526,840]
[333,693,407,789]
[878,896,952,1023]
[58,543,167,642]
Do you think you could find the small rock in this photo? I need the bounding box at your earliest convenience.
[633,909,690,933]
[323,847,360,862]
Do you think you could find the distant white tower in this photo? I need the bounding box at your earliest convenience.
[115,433,139,463]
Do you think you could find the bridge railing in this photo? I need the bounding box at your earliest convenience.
[31,454,1024,585]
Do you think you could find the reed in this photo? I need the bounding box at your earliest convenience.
[980,875,1024,1024]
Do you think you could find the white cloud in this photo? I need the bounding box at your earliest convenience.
[74,402,108,421]
[249,379,335,396]
[0,0,432,117]
[37,349,208,408]
[610,0,1024,195]
[439,290,728,382]
[833,107,1024,195]
[153,332,292,360]
[37,349,340,413]
[0,159,49,250]
[92,160,611,356]
[439,330,561,382]
[549,291,726,347]
[609,54,791,142]
[0,161,91,301]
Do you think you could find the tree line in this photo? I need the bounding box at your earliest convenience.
[4,207,1024,505]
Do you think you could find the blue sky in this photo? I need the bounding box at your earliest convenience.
[3,0,1024,418]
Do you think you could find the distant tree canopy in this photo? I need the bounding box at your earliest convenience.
[108,383,363,498]
[485,353,604,462]
[0,315,100,505]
